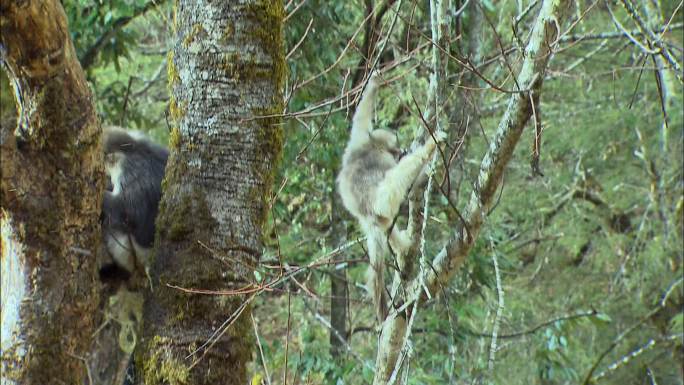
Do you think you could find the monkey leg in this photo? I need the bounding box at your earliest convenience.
[105,231,135,272]
[132,241,154,289]
[388,227,412,257]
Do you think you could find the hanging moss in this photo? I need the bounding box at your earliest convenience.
[167,50,184,145]
[241,1,287,227]
[251,104,284,227]
[172,0,178,34]
[157,187,214,243]
[154,187,221,322]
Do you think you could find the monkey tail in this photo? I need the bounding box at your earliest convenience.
[362,221,388,323]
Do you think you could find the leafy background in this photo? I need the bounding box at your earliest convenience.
[1,1,682,384]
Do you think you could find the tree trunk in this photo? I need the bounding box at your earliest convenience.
[138,1,284,384]
[329,190,349,358]
[0,1,103,383]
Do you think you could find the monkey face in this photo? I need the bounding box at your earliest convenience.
[370,129,404,160]
[104,152,125,195]
[104,152,124,168]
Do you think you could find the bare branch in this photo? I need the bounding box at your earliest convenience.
[560,21,683,42]
[618,0,683,82]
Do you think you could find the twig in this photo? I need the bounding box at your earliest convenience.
[605,1,659,54]
[515,0,540,27]
[560,21,684,42]
[295,11,374,91]
[286,18,313,60]
[308,307,371,368]
[646,366,659,385]
[564,39,609,72]
[283,291,291,385]
[619,0,683,81]
[132,58,166,98]
[66,352,93,385]
[186,293,255,368]
[487,248,504,370]
[120,76,134,127]
[284,0,307,22]
[79,0,165,69]
[582,277,684,385]
[593,334,683,382]
[472,310,599,339]
[251,313,273,385]
[69,246,93,256]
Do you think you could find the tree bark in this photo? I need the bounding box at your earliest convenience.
[329,189,349,358]
[373,1,572,383]
[138,1,284,384]
[0,0,103,383]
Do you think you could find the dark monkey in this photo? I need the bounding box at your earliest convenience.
[101,126,168,278]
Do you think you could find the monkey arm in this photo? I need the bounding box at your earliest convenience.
[103,191,127,225]
[373,139,439,222]
[348,75,379,148]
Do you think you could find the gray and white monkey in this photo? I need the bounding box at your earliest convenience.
[337,74,445,321]
[100,126,168,280]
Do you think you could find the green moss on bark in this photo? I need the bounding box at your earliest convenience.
[143,336,190,385]
[244,0,287,88]
[251,105,284,226]
[167,51,180,90]
[182,23,204,47]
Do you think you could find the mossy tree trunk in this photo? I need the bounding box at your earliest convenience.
[138,1,284,384]
[0,1,104,383]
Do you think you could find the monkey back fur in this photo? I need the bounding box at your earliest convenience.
[101,126,168,274]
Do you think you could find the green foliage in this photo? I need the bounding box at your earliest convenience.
[260,2,684,384]
[63,0,171,139]
[66,0,140,68]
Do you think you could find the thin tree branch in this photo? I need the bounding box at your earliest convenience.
[560,21,683,42]
[618,0,683,82]
[582,277,684,385]
[593,334,683,382]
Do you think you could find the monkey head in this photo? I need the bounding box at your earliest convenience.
[370,129,405,160]
[103,126,155,195]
